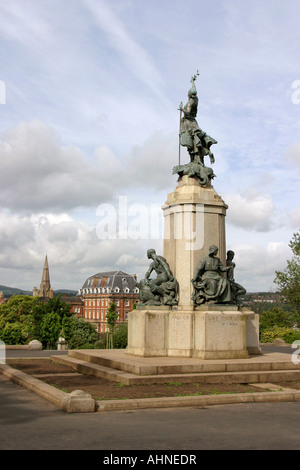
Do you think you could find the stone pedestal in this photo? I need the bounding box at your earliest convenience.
[127,307,169,357]
[127,305,259,359]
[193,306,249,359]
[162,175,227,309]
[127,173,262,360]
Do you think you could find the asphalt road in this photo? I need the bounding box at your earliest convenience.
[1,345,299,452]
[4,344,295,358]
[1,372,300,451]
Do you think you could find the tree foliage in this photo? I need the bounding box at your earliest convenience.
[62,316,99,349]
[106,302,119,333]
[259,306,296,332]
[0,294,97,348]
[111,323,128,349]
[260,326,300,344]
[0,295,40,344]
[275,231,300,312]
[40,311,61,348]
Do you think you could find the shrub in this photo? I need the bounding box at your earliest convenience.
[1,323,24,345]
[259,307,295,332]
[40,311,61,349]
[64,316,99,349]
[260,326,300,344]
[112,323,128,349]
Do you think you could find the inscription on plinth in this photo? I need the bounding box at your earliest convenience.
[194,310,249,359]
[168,312,194,357]
[127,308,252,359]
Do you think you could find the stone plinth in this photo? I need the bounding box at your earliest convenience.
[127,306,260,359]
[162,175,227,309]
[193,306,249,359]
[127,307,170,357]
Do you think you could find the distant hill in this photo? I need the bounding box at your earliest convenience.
[0,285,32,297]
[54,289,78,297]
[0,285,78,298]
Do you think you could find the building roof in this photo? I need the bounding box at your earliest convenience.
[79,270,138,295]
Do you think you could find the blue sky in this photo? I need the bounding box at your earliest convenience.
[0,0,299,292]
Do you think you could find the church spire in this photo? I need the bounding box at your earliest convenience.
[37,255,53,298]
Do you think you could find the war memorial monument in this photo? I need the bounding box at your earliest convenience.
[127,73,261,359]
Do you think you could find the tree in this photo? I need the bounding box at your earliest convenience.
[32,295,71,342]
[0,295,39,319]
[0,296,39,345]
[111,323,128,349]
[62,316,99,349]
[275,231,300,314]
[105,302,119,349]
[1,323,23,345]
[106,302,119,333]
[40,311,61,348]
[259,306,295,333]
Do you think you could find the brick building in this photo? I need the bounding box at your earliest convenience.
[77,270,139,333]
[60,294,84,318]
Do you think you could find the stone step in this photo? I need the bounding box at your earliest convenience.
[66,349,299,376]
[52,355,134,383]
[52,354,300,386]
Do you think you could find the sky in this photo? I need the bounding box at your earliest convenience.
[0,0,299,293]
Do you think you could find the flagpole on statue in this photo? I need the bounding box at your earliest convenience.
[178,101,183,165]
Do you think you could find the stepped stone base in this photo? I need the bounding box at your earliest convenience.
[51,348,300,386]
[127,305,261,359]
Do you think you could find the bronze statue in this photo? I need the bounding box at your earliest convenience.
[137,249,178,306]
[226,250,246,305]
[173,72,217,185]
[192,245,232,305]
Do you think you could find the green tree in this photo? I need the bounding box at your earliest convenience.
[63,316,99,349]
[45,295,72,320]
[0,323,23,345]
[111,323,128,349]
[32,295,71,342]
[40,311,61,348]
[19,314,35,343]
[106,302,119,333]
[0,296,39,345]
[0,295,39,321]
[259,306,295,333]
[275,231,300,313]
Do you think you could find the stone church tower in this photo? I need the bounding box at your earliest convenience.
[33,255,54,299]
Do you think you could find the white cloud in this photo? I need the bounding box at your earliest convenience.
[224,190,276,232]
[0,0,299,292]
[0,120,121,212]
[229,241,291,292]
[0,119,180,214]
[289,207,300,229]
[83,0,166,101]
[0,208,163,290]
[284,143,300,170]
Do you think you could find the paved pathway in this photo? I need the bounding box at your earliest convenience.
[1,345,299,451]
[1,374,300,451]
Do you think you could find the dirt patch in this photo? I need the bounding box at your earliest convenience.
[7,359,273,401]
[276,381,300,390]
[7,358,75,374]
